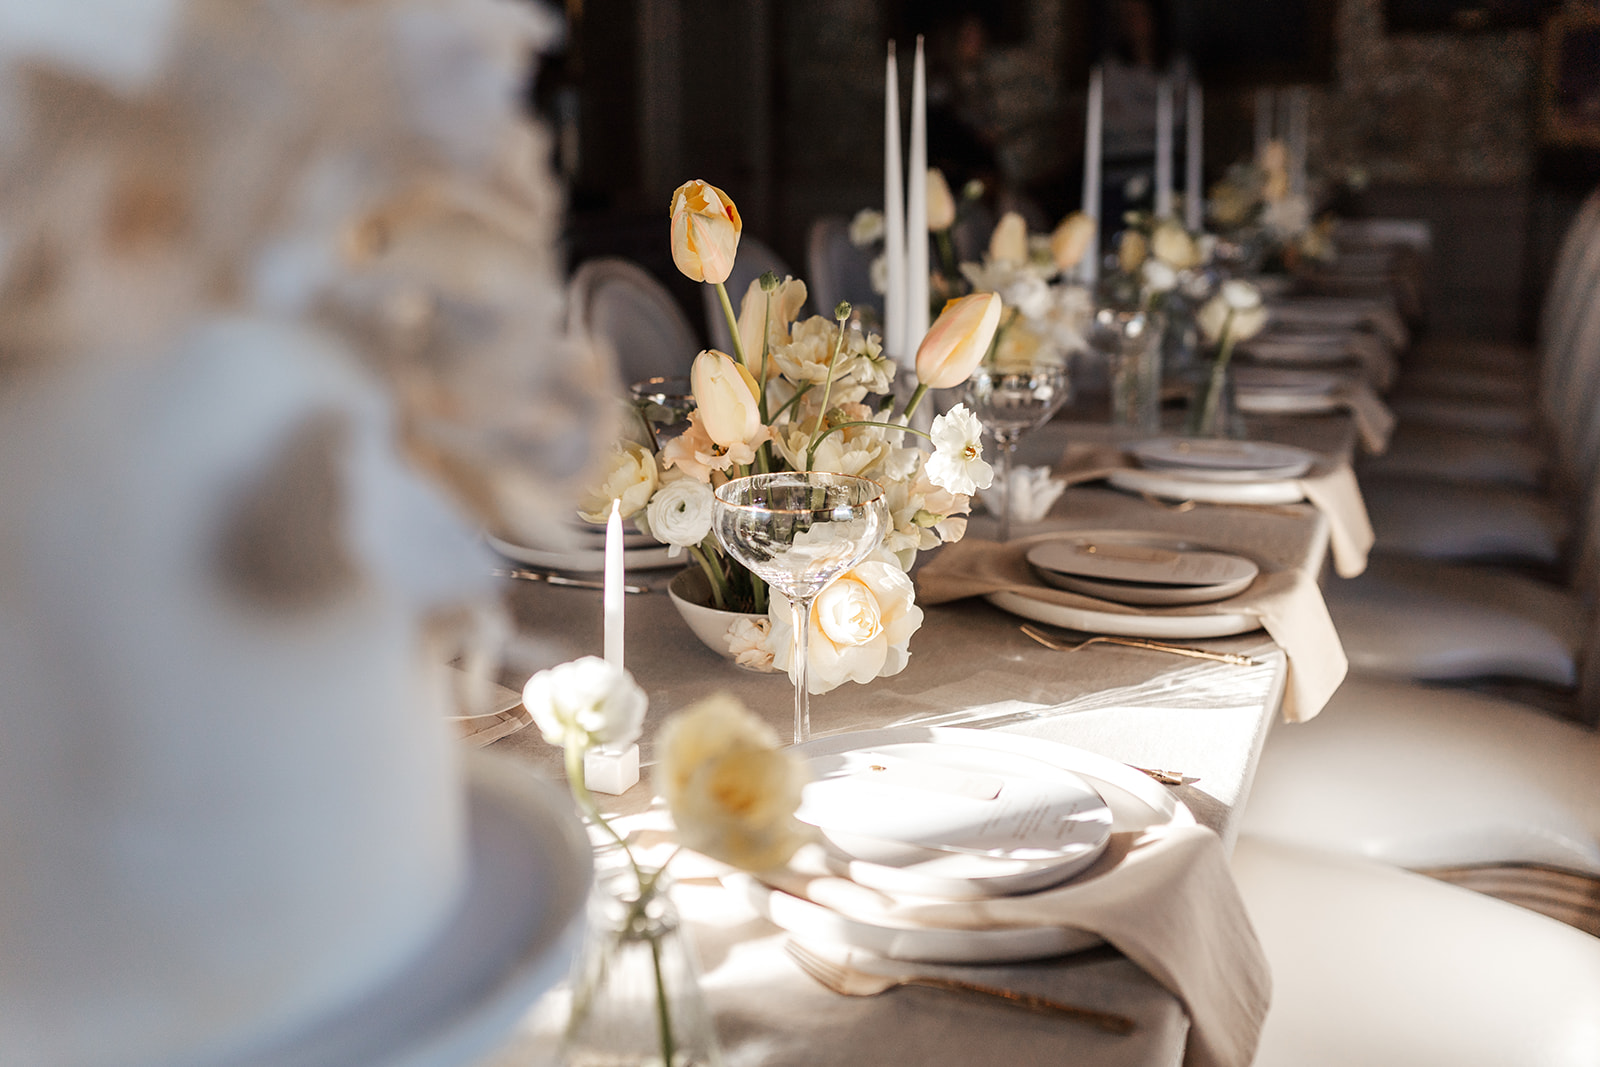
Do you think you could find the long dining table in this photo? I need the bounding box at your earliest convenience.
[478,411,1360,1067]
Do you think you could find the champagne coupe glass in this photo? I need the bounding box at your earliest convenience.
[712,472,889,744]
[964,365,1071,542]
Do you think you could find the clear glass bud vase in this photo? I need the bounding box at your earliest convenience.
[1185,359,1243,439]
[558,859,723,1067]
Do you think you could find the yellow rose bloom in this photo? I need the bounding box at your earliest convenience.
[577,441,658,522]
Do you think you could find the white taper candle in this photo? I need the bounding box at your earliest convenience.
[1186,77,1204,231]
[603,498,624,669]
[884,41,906,365]
[1155,74,1174,219]
[1081,64,1103,286]
[906,35,930,350]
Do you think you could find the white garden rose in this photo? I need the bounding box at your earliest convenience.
[767,550,924,693]
[645,475,714,556]
[578,441,658,522]
[726,616,775,670]
[522,656,648,750]
[655,694,810,870]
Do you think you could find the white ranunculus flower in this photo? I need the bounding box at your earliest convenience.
[654,694,810,870]
[645,476,714,557]
[726,616,776,671]
[925,404,994,496]
[522,656,647,750]
[766,550,924,693]
[578,441,658,523]
[849,207,886,246]
[1141,258,1178,294]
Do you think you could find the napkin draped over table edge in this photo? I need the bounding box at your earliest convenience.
[1052,443,1374,580]
[917,533,1345,723]
[760,820,1271,1067]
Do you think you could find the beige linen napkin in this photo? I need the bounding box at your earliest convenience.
[918,534,1345,722]
[1056,444,1375,579]
[762,821,1271,1067]
[1331,378,1395,455]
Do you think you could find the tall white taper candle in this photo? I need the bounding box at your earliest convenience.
[1154,74,1174,219]
[603,498,624,669]
[884,42,906,365]
[1185,76,1204,231]
[906,35,930,349]
[1254,87,1274,160]
[1081,64,1103,286]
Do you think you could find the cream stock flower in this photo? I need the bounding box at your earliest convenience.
[988,211,1028,264]
[927,168,957,231]
[726,616,775,670]
[915,292,1003,389]
[1050,212,1096,272]
[644,475,714,556]
[522,656,648,750]
[770,317,888,400]
[767,551,924,693]
[670,179,742,283]
[1150,221,1202,270]
[578,441,658,522]
[691,349,763,446]
[925,404,994,495]
[772,402,894,478]
[655,694,810,870]
[736,274,808,373]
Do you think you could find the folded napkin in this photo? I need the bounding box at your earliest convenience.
[918,534,1345,722]
[762,820,1271,1067]
[1055,443,1375,579]
[1330,378,1395,455]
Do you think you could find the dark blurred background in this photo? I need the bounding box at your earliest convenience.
[531,0,1600,343]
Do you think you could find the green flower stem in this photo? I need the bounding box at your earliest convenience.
[935,228,958,281]
[902,382,930,419]
[688,541,731,609]
[563,741,675,1067]
[806,316,852,453]
[769,382,814,423]
[805,417,934,472]
[759,291,774,418]
[1198,309,1238,435]
[715,281,747,366]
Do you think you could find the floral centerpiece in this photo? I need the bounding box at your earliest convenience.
[523,656,811,1066]
[583,179,1003,696]
[1206,141,1335,274]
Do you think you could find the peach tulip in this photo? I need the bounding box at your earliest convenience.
[914,292,1003,389]
[988,211,1028,264]
[690,349,762,446]
[1050,212,1096,272]
[670,180,742,284]
[926,168,957,231]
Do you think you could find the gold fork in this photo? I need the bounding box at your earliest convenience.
[783,940,1136,1035]
[1019,624,1258,666]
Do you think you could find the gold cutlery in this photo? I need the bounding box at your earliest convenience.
[492,568,652,594]
[1138,492,1306,519]
[1019,624,1257,666]
[783,940,1137,1035]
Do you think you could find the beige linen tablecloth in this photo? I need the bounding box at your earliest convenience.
[1053,443,1375,579]
[917,534,1345,723]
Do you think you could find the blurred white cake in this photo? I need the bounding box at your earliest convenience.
[0,321,496,1066]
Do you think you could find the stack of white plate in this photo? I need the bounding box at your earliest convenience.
[1105,437,1317,506]
[734,727,1194,963]
[486,518,678,572]
[1234,367,1348,415]
[1025,533,1259,607]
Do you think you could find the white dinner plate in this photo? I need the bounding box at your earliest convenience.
[1127,437,1315,481]
[485,532,679,573]
[1036,570,1258,607]
[1236,390,1344,415]
[985,582,1261,639]
[792,740,1113,899]
[731,727,1194,964]
[1106,467,1307,506]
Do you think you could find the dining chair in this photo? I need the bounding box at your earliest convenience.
[806,215,881,326]
[702,234,795,355]
[568,256,701,386]
[1233,836,1600,1067]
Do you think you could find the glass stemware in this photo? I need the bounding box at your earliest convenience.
[963,365,1071,542]
[712,472,888,745]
